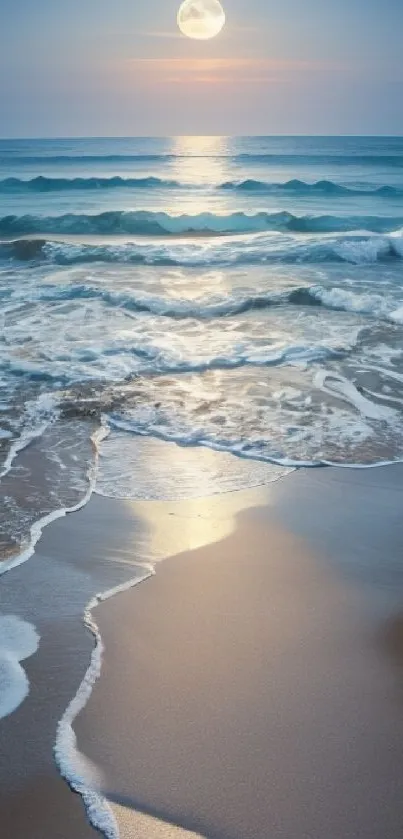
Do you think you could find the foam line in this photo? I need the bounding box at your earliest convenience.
[0,655,29,719]
[0,616,39,719]
[0,424,108,578]
[108,417,403,471]
[54,566,154,839]
[29,281,403,324]
[0,393,59,479]
[313,371,396,421]
[3,230,403,268]
[0,615,39,661]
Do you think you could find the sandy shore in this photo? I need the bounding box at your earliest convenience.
[76,465,403,839]
[2,463,403,837]
[0,492,151,839]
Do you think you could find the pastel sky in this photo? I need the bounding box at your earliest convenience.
[1,0,402,136]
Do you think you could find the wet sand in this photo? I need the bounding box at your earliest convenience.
[0,476,260,839]
[0,492,150,839]
[2,465,403,837]
[74,465,403,839]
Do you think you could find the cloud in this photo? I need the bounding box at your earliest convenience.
[127,57,332,70]
[163,75,284,84]
[123,56,331,86]
[135,30,182,40]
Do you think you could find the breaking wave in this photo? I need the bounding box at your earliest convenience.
[1,176,402,197]
[28,281,403,324]
[6,343,347,385]
[236,154,403,167]
[0,154,177,165]
[220,179,403,197]
[4,153,403,167]
[2,230,403,267]
[0,176,181,193]
[1,210,403,237]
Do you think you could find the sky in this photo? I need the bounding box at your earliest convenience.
[1,0,403,136]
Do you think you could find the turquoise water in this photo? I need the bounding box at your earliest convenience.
[1,135,403,546]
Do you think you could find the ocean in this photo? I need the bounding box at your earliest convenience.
[1,135,403,557]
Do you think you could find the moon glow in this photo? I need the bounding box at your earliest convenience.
[177,0,226,40]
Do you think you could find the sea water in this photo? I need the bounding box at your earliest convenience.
[1,135,403,550]
[2,134,403,837]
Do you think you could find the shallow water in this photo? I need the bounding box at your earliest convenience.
[1,136,403,552]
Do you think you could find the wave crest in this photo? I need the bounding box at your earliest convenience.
[2,210,403,238]
[2,230,403,267]
[4,153,403,167]
[0,176,180,193]
[2,176,402,197]
[30,279,403,324]
[221,179,403,197]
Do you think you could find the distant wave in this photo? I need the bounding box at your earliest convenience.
[0,176,181,193]
[0,154,177,165]
[3,153,403,166]
[2,230,403,266]
[31,282,403,324]
[220,179,403,197]
[236,154,403,167]
[3,176,402,197]
[2,210,403,237]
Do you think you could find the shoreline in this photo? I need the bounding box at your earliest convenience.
[0,476,274,837]
[0,492,154,839]
[2,132,403,839]
[2,463,403,837]
[77,464,403,839]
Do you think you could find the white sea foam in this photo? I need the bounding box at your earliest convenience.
[0,412,149,837]
[0,476,91,577]
[0,424,108,579]
[0,655,29,719]
[389,305,403,324]
[0,392,60,479]
[334,236,392,264]
[0,614,39,661]
[107,413,370,469]
[314,371,397,421]
[54,568,154,839]
[96,432,294,501]
[9,229,399,268]
[0,615,39,719]
[311,286,402,321]
[389,227,403,257]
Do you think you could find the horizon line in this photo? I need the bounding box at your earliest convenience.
[1,133,403,141]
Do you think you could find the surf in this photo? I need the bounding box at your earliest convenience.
[2,229,403,266]
[2,176,403,198]
[2,209,403,237]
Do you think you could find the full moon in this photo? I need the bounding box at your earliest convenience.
[177,0,226,40]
